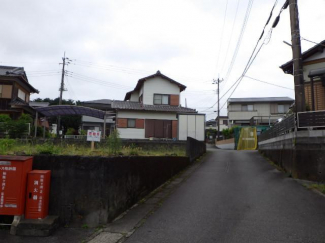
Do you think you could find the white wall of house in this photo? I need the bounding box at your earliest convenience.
[228,111,258,120]
[82,116,114,123]
[218,117,229,131]
[303,62,325,82]
[143,77,180,105]
[118,128,145,139]
[228,102,293,127]
[228,103,292,120]
[117,110,177,139]
[117,110,177,120]
[130,91,139,101]
[178,114,205,141]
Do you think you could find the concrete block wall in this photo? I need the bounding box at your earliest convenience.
[32,155,190,227]
[259,130,325,182]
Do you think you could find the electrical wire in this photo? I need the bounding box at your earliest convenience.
[65,71,132,89]
[203,0,287,113]
[214,0,229,76]
[244,76,294,90]
[220,0,240,75]
[301,37,325,47]
[223,0,254,84]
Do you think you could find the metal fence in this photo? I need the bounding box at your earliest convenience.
[258,114,295,142]
[297,110,325,128]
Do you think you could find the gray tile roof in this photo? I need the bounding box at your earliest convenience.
[10,98,29,106]
[228,97,294,103]
[29,102,50,108]
[112,100,197,113]
[0,65,39,93]
[81,99,113,105]
[0,66,25,76]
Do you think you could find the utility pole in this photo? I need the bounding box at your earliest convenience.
[57,52,69,137]
[213,78,223,140]
[289,0,305,112]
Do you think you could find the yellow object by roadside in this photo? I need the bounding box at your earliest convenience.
[237,127,257,150]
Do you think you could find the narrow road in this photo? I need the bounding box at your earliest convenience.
[126,148,325,243]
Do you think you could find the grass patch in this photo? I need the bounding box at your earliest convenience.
[307,184,325,194]
[0,140,186,157]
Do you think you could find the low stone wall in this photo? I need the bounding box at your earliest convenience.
[186,137,206,162]
[32,155,190,227]
[259,130,325,182]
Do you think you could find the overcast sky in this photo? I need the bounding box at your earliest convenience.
[1,0,324,120]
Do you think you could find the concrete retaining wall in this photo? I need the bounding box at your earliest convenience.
[186,137,206,162]
[32,155,190,227]
[259,130,325,182]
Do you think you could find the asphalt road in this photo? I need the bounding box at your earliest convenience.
[126,148,325,243]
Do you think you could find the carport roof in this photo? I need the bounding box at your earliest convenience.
[35,105,105,119]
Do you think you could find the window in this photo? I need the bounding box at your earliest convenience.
[223,120,228,125]
[154,94,169,105]
[18,89,26,101]
[242,105,253,111]
[127,119,136,128]
[278,105,285,113]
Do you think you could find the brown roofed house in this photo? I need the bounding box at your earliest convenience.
[0,66,39,119]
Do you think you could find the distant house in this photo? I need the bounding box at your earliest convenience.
[280,40,325,111]
[81,71,205,140]
[206,119,217,129]
[114,71,204,140]
[227,97,294,127]
[0,66,39,119]
[216,116,228,131]
[80,99,115,135]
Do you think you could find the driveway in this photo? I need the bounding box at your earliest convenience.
[125,148,325,243]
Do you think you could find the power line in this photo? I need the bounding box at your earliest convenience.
[301,37,325,47]
[223,0,254,83]
[214,0,229,75]
[203,0,287,113]
[220,0,240,75]
[244,76,294,90]
[66,73,132,90]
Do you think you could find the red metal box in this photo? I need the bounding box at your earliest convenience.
[25,170,51,219]
[0,155,33,215]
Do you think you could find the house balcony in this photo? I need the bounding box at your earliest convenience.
[228,111,259,121]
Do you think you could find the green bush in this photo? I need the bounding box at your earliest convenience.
[107,129,122,155]
[66,128,76,135]
[222,126,236,139]
[0,115,10,135]
[80,129,87,135]
[19,114,33,123]
[0,139,16,154]
[36,143,60,155]
[7,120,29,138]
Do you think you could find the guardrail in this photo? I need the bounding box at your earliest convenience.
[258,114,295,142]
[64,135,87,139]
[297,110,325,128]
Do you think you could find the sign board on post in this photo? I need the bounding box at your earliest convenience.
[87,130,101,142]
[87,130,101,151]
